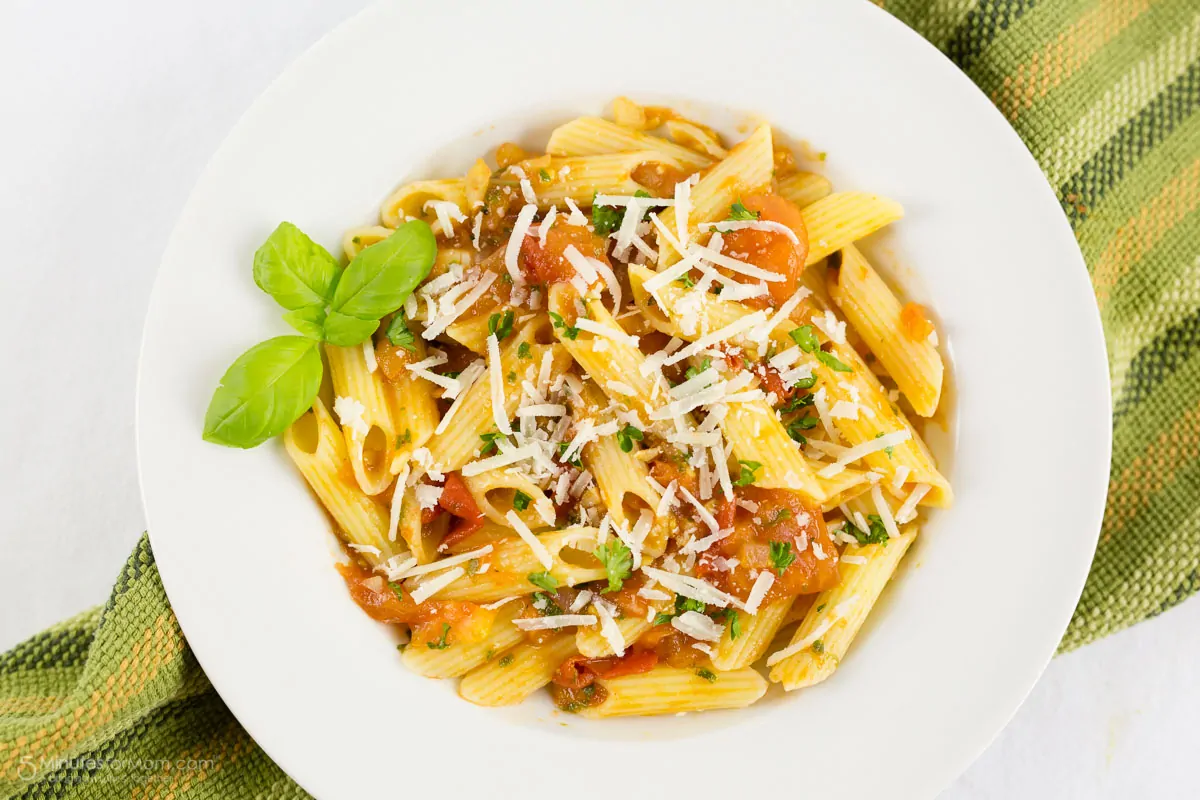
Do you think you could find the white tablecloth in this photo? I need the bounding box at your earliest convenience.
[1,2,1193,796]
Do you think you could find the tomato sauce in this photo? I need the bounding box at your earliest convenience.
[550,649,658,711]
[697,487,839,602]
[717,193,810,308]
[636,624,710,669]
[336,562,496,646]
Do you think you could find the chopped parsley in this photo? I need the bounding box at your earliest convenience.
[720,608,742,640]
[787,416,818,444]
[594,539,633,593]
[548,311,579,340]
[488,309,515,341]
[538,168,552,182]
[499,654,514,667]
[793,373,818,390]
[556,441,583,467]
[591,189,651,235]
[727,201,760,221]
[788,325,821,352]
[426,623,451,650]
[388,581,404,602]
[676,595,706,615]
[507,370,516,383]
[517,341,532,359]
[816,603,827,613]
[875,432,895,457]
[513,490,531,511]
[815,350,853,373]
[778,393,815,413]
[733,459,763,487]
[386,313,417,351]
[615,424,644,453]
[591,201,623,236]
[465,558,481,576]
[676,274,695,289]
[696,668,718,683]
[533,592,563,616]
[653,612,674,626]
[528,571,560,592]
[846,514,890,546]
[684,357,712,381]
[790,324,852,373]
[395,429,413,447]
[811,639,825,654]
[479,431,504,456]
[769,541,796,576]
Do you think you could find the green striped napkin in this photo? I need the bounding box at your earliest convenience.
[3,1,1198,795]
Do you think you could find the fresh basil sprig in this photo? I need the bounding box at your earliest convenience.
[323,220,436,345]
[253,222,340,330]
[203,219,437,448]
[202,336,323,448]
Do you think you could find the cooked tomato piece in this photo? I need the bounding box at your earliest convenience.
[718,193,809,307]
[638,625,709,669]
[631,161,693,197]
[697,487,839,602]
[649,451,699,498]
[438,473,484,536]
[552,649,659,691]
[900,302,935,341]
[605,572,650,619]
[336,562,496,645]
[520,224,610,285]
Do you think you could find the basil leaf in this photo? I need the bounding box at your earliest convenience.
[252,222,340,311]
[282,306,326,340]
[326,220,436,336]
[322,312,380,347]
[203,336,323,448]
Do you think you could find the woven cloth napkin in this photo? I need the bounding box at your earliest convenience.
[4,1,1199,796]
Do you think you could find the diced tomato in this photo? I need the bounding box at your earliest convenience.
[631,161,693,197]
[519,224,610,285]
[649,452,699,498]
[696,487,839,602]
[336,562,496,645]
[605,572,650,619]
[438,472,484,535]
[638,625,709,669]
[900,302,935,341]
[718,193,809,307]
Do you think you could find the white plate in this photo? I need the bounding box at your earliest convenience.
[136,1,1111,797]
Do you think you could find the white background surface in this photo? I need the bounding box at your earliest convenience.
[0,1,1193,797]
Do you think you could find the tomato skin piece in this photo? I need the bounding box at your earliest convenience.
[900,302,935,341]
[718,193,810,307]
[551,650,659,689]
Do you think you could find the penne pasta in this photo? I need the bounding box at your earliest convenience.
[774,170,833,209]
[577,666,767,717]
[768,524,918,689]
[403,602,525,679]
[712,597,794,671]
[283,398,401,564]
[828,245,943,417]
[657,123,774,268]
[326,342,397,495]
[459,633,578,707]
[801,192,904,266]
[546,116,712,171]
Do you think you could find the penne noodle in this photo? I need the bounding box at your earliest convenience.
[577,666,767,717]
[459,633,578,707]
[768,524,917,689]
[326,342,397,495]
[403,602,525,679]
[547,116,712,171]
[283,398,401,564]
[828,245,943,417]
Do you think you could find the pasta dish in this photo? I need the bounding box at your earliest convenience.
[202,97,951,717]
